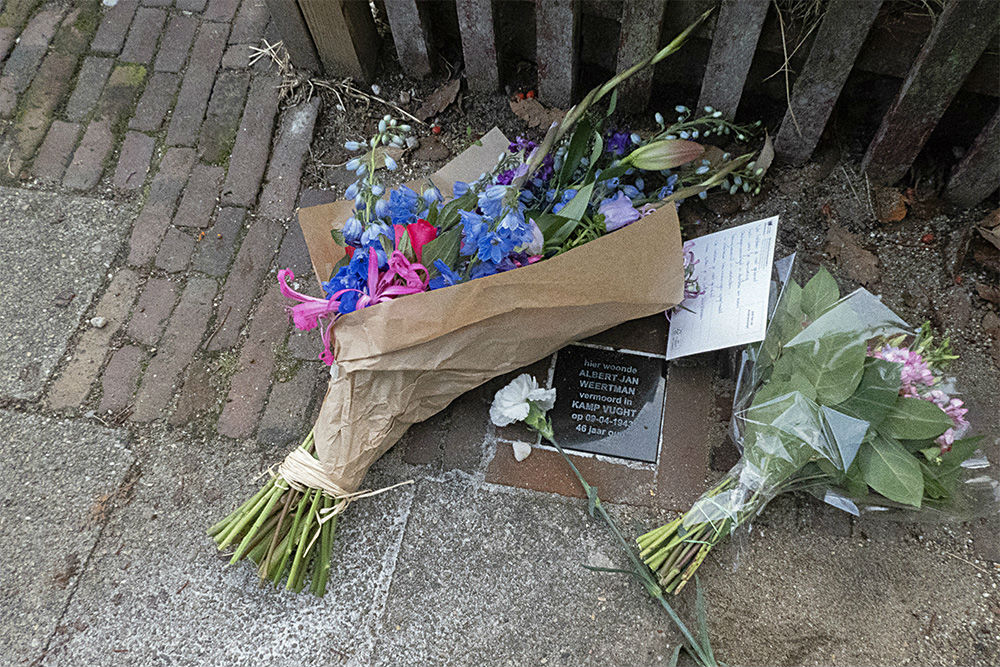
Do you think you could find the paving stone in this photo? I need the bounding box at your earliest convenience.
[50,6,93,56]
[154,13,197,73]
[128,71,179,132]
[197,69,249,164]
[191,205,245,276]
[97,345,147,415]
[400,386,490,473]
[275,214,312,276]
[173,163,224,227]
[142,0,174,6]
[91,0,139,54]
[220,72,280,207]
[63,120,114,191]
[217,287,289,438]
[220,43,251,69]
[206,0,240,22]
[0,27,17,63]
[206,217,284,351]
[64,56,114,122]
[31,121,81,184]
[257,97,320,220]
[113,131,155,190]
[38,429,411,666]
[119,6,167,64]
[0,51,77,179]
[169,358,217,425]
[287,328,321,361]
[127,277,178,346]
[165,21,229,147]
[155,227,197,273]
[229,0,269,44]
[257,361,324,446]
[131,277,217,422]
[175,0,209,11]
[146,147,197,215]
[127,207,171,267]
[94,63,147,128]
[0,6,64,116]
[0,410,134,666]
[46,268,139,411]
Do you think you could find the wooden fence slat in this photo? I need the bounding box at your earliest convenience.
[862,0,1000,184]
[697,0,769,120]
[299,0,379,81]
[456,0,499,92]
[263,0,321,71]
[384,0,433,79]
[944,109,1000,207]
[536,0,580,108]
[615,0,666,114]
[774,0,882,165]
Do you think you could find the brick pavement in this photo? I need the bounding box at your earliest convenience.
[0,0,322,444]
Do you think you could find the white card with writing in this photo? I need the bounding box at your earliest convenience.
[665,216,779,360]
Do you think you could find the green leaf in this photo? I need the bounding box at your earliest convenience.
[419,228,461,277]
[800,267,839,322]
[559,117,593,186]
[435,190,477,231]
[556,182,594,222]
[606,88,618,118]
[786,334,866,405]
[330,227,345,245]
[834,358,902,428]
[761,280,803,366]
[532,212,568,239]
[843,461,868,497]
[881,397,954,441]
[857,433,923,507]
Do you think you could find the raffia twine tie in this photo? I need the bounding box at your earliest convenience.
[274,447,414,524]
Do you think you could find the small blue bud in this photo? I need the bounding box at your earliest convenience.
[344,140,361,151]
[345,158,361,172]
[384,155,397,171]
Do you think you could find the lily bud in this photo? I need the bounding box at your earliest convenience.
[624,139,704,171]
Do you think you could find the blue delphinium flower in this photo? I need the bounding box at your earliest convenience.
[453,181,470,197]
[622,184,642,200]
[361,221,392,249]
[342,216,363,246]
[478,185,507,219]
[477,228,517,264]
[428,260,463,290]
[470,261,499,279]
[322,250,370,314]
[551,188,578,214]
[460,210,488,256]
[388,185,420,225]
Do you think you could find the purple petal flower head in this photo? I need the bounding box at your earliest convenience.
[607,130,633,157]
[496,169,515,185]
[599,191,642,231]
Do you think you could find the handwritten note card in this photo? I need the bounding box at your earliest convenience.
[666,216,779,360]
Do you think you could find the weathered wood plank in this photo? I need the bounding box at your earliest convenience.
[697,0,769,119]
[774,0,883,165]
[945,109,1000,207]
[456,0,499,92]
[862,0,1000,184]
[615,0,666,114]
[263,0,320,71]
[536,0,580,108]
[384,0,432,79]
[298,0,379,81]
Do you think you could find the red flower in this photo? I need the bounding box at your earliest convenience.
[344,245,355,259]
[393,219,438,262]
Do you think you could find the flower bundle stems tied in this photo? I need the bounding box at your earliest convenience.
[208,430,345,595]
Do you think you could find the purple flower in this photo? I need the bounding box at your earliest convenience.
[599,191,642,231]
[607,130,632,157]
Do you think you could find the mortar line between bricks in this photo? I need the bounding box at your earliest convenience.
[34,458,142,666]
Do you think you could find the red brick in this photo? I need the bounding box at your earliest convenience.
[170,358,217,426]
[127,277,178,346]
[176,0,209,11]
[276,215,313,276]
[64,56,114,122]
[166,21,229,147]
[98,345,146,415]
[230,0,269,44]
[206,217,284,351]
[173,163,224,228]
[217,288,289,438]
[257,362,324,445]
[114,131,155,190]
[155,227,197,273]
[257,97,320,220]
[146,147,197,214]
[119,7,167,64]
[132,277,217,422]
[191,206,245,276]
[206,0,241,22]
[127,206,172,267]
[154,14,198,73]
[220,43,251,70]
[63,120,114,191]
[47,269,140,411]
[220,72,280,207]
[655,363,714,508]
[128,72,179,132]
[92,0,139,55]
[197,70,249,164]
[0,6,64,116]
[95,64,146,127]
[32,121,81,183]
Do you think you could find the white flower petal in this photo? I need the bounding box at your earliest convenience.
[527,387,556,411]
[490,374,540,426]
[512,441,532,461]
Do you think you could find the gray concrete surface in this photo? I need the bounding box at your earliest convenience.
[0,410,135,665]
[0,187,135,400]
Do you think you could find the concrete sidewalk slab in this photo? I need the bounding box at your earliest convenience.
[0,187,135,400]
[0,410,134,665]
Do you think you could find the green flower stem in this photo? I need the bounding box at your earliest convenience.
[230,482,289,563]
[208,480,273,537]
[272,489,311,585]
[216,479,279,550]
[260,488,297,575]
[286,489,323,591]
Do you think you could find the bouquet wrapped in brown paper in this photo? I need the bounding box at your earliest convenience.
[209,9,772,595]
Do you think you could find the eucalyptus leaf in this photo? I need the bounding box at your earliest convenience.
[857,433,923,507]
[881,397,953,441]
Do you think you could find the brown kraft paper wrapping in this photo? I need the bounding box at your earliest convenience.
[296,129,684,493]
